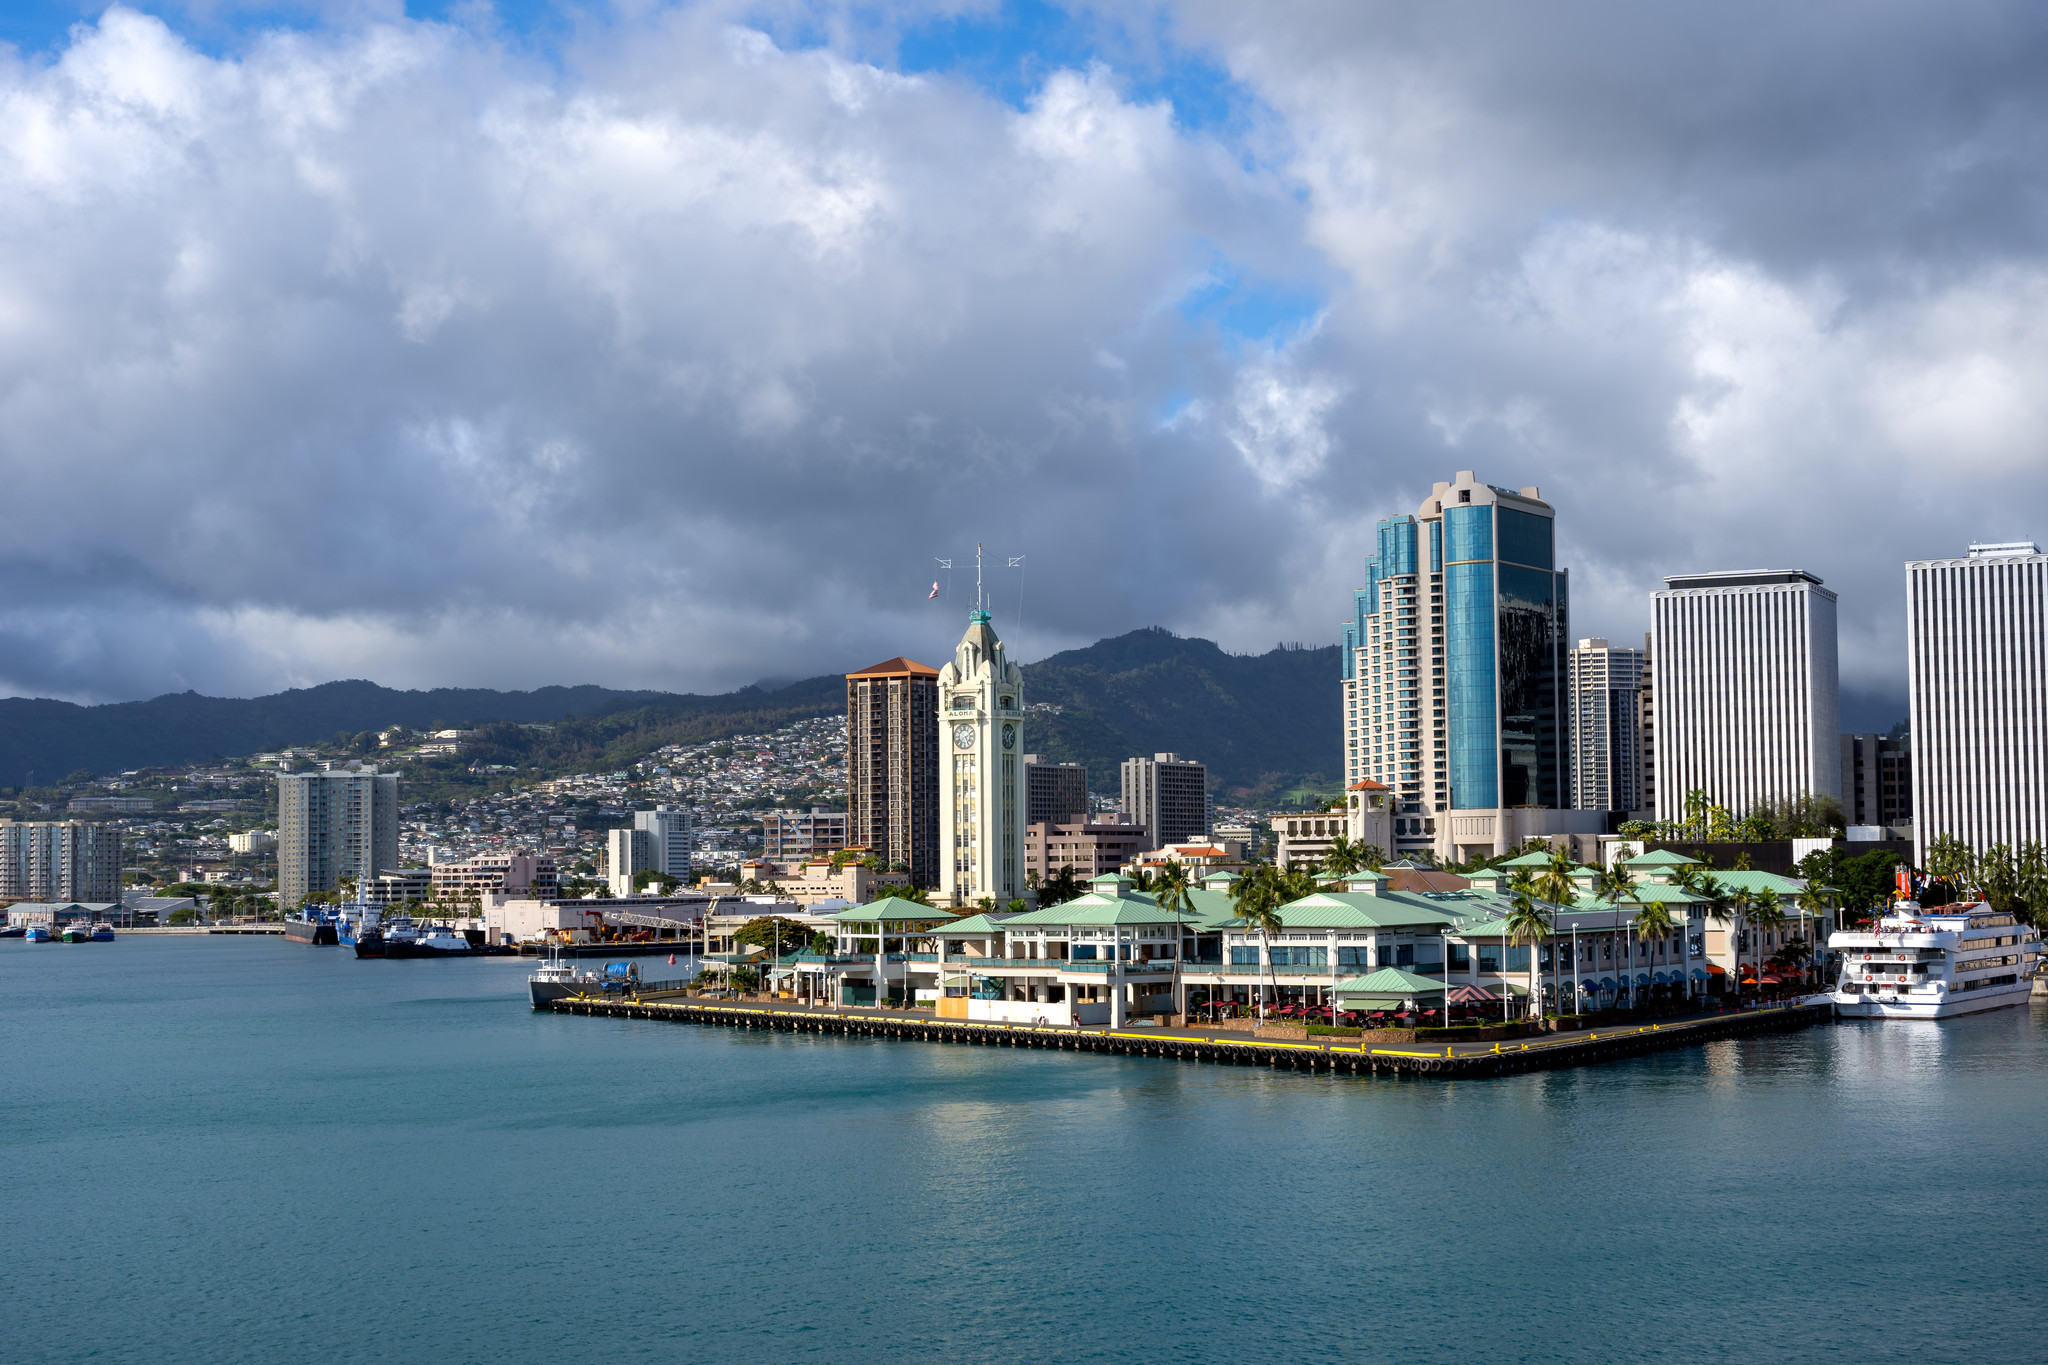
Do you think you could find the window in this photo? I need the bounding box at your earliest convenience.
[1449,944,1470,969]
[1271,947,1327,967]
[1230,946,1261,966]
[1338,946,1370,968]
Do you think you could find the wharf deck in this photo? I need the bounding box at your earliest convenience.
[539,996,1831,1078]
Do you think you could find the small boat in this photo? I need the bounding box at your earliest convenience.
[0,925,24,939]
[88,922,115,942]
[60,923,91,943]
[386,924,480,958]
[529,951,637,1006]
[24,924,55,943]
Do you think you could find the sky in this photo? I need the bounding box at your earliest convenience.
[4,2,2047,728]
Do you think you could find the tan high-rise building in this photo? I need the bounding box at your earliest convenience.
[0,820,122,902]
[846,656,940,887]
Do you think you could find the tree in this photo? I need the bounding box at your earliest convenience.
[1151,859,1196,1020]
[1924,834,1975,900]
[2017,840,2048,928]
[1747,892,1788,996]
[1323,834,1365,879]
[1975,843,2019,916]
[1591,862,1640,1005]
[1630,898,1675,1006]
[1229,864,1284,1022]
[1695,875,1734,1002]
[1037,864,1084,909]
[869,883,933,906]
[1538,849,1580,911]
[733,916,811,953]
[1503,883,1552,1021]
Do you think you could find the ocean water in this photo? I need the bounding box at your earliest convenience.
[4,936,2046,1365]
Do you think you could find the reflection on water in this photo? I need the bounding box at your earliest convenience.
[4,940,2047,1365]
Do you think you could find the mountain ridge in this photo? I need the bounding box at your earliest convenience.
[0,630,1341,802]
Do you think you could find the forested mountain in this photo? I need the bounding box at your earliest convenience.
[0,630,1341,802]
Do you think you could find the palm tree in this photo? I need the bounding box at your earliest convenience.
[1151,859,1196,1019]
[1794,881,1832,986]
[1537,849,1579,911]
[1323,834,1365,880]
[1591,862,1639,1007]
[1747,892,1788,1000]
[1229,864,1283,1022]
[1696,876,1737,1004]
[1359,842,1387,872]
[1630,898,1675,1007]
[1503,883,1552,1022]
[2017,839,2048,929]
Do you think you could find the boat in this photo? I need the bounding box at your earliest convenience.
[353,914,412,959]
[0,925,24,938]
[385,923,481,958]
[89,922,115,941]
[529,951,638,1006]
[1829,899,2042,1019]
[24,924,54,943]
[60,923,91,943]
[283,910,339,945]
[337,904,380,951]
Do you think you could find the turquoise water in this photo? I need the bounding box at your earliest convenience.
[5,936,2046,1364]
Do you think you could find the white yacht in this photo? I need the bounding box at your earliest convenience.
[1829,900,2041,1019]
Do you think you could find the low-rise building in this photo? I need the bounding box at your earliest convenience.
[431,850,559,906]
[1025,817,1147,884]
[733,858,910,908]
[761,807,848,862]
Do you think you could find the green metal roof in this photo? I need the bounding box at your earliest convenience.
[1000,892,1192,927]
[1333,967,1447,995]
[1625,849,1700,866]
[1571,882,1706,909]
[826,901,958,923]
[1695,869,1804,894]
[1495,851,1581,869]
[1215,891,1467,931]
[929,913,1010,935]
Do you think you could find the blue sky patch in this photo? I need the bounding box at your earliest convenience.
[1178,256,1323,349]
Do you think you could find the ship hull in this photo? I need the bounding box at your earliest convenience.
[1831,984,2035,1019]
[283,919,339,945]
[384,942,480,959]
[353,933,387,959]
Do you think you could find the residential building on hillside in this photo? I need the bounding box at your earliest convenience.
[1906,541,2048,863]
[277,769,399,908]
[1568,636,1651,814]
[761,807,847,862]
[1023,756,1089,826]
[1121,753,1209,848]
[228,830,276,855]
[1026,817,1146,884]
[1650,570,1841,825]
[0,820,122,902]
[432,850,558,905]
[632,806,693,880]
[1342,470,1590,864]
[938,602,1027,907]
[846,656,940,886]
[604,826,652,898]
[1840,733,1912,834]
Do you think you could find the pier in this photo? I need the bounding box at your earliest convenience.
[540,994,1831,1078]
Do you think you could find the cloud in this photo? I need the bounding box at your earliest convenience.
[1,1,2046,723]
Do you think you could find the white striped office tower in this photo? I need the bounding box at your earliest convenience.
[1650,571,1841,825]
[1906,543,2048,865]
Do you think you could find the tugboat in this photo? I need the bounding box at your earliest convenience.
[24,923,55,942]
[354,915,414,959]
[60,922,91,943]
[529,951,638,1005]
[88,922,115,941]
[1829,898,2042,1018]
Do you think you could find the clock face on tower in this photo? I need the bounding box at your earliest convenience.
[1002,724,1015,749]
[953,723,976,749]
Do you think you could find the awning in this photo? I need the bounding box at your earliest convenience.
[1447,985,1500,1003]
[1690,967,1710,980]
[1635,973,1651,986]
[1598,976,1616,990]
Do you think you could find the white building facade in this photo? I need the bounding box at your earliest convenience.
[1650,570,1841,825]
[938,606,1026,907]
[1906,542,2048,864]
[1119,753,1209,848]
[277,769,399,908]
[633,806,693,880]
[1568,636,1651,815]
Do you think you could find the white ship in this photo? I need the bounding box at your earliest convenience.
[1829,900,2041,1019]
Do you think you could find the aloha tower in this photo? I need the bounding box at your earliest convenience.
[938,546,1026,908]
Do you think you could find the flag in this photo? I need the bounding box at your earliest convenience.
[928,581,939,599]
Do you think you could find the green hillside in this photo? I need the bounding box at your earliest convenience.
[0,630,1341,805]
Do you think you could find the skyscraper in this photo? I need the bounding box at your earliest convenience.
[1906,541,2047,863]
[0,820,122,902]
[937,606,1025,907]
[1650,570,1841,825]
[846,656,940,886]
[1342,471,1573,862]
[1022,755,1089,826]
[1840,733,1912,832]
[1119,753,1209,848]
[1568,637,1651,814]
[277,768,399,907]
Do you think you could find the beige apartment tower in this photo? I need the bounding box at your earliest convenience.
[0,820,123,902]
[277,768,400,908]
[846,656,940,887]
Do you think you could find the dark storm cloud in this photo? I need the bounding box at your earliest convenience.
[2,1,2044,707]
